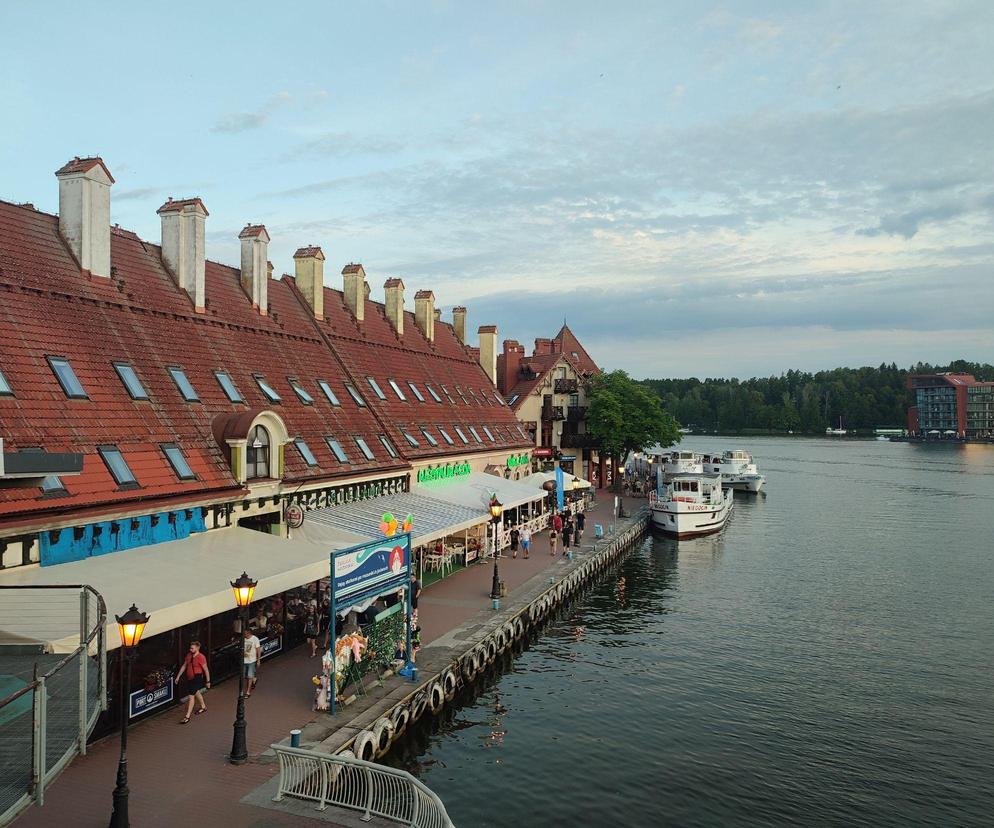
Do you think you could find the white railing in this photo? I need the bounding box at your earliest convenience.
[272,744,455,828]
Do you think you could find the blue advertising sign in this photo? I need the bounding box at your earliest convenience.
[260,635,282,660]
[555,466,565,512]
[129,681,173,719]
[332,534,411,602]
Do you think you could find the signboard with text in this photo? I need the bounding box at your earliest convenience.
[129,681,173,719]
[260,635,282,659]
[332,534,412,602]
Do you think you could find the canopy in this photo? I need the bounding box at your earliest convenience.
[0,525,365,652]
[418,471,545,512]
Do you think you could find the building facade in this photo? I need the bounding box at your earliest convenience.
[907,373,994,437]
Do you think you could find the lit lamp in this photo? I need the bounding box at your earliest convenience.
[229,571,257,765]
[109,604,150,828]
[488,496,504,607]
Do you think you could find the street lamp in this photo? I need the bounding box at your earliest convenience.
[488,496,503,607]
[109,604,149,828]
[229,571,257,765]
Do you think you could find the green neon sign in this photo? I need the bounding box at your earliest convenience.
[506,453,529,469]
[417,462,472,483]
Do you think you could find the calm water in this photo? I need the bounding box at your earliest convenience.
[387,437,994,827]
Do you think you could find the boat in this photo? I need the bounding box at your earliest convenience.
[701,450,765,492]
[645,448,703,477]
[826,416,847,436]
[649,473,733,538]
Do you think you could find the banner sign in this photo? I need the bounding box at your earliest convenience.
[417,462,471,483]
[129,681,173,719]
[555,466,565,512]
[332,534,412,602]
[260,635,282,660]
[532,448,553,458]
[506,453,529,469]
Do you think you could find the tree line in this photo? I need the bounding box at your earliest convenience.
[639,360,994,434]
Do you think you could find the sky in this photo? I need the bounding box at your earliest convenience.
[1,1,993,379]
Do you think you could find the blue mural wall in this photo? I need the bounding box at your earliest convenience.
[40,508,207,566]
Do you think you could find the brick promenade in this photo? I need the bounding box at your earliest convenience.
[13,493,632,827]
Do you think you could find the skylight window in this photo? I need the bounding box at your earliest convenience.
[254,375,282,403]
[215,371,244,403]
[517,425,528,439]
[483,426,496,442]
[467,387,480,404]
[468,426,483,442]
[47,356,87,399]
[355,436,376,461]
[19,449,64,494]
[437,426,455,445]
[295,438,318,466]
[402,430,420,447]
[408,382,425,402]
[161,443,196,480]
[425,384,443,403]
[168,367,200,402]
[367,377,386,400]
[318,380,341,406]
[345,385,367,407]
[388,379,407,401]
[326,438,348,463]
[288,378,314,405]
[493,392,506,406]
[455,386,469,404]
[454,426,470,444]
[0,367,11,396]
[113,363,148,400]
[379,435,399,458]
[440,386,455,404]
[508,395,519,406]
[420,427,438,447]
[98,446,138,487]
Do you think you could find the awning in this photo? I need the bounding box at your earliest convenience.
[418,471,544,512]
[0,525,365,652]
[305,490,485,549]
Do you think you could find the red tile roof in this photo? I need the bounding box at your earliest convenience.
[238,224,269,240]
[342,263,364,275]
[293,246,324,259]
[553,323,599,375]
[384,277,404,288]
[54,157,115,183]
[414,290,434,300]
[156,197,209,216]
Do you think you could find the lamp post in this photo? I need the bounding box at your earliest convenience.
[229,571,257,765]
[489,496,503,607]
[109,604,149,828]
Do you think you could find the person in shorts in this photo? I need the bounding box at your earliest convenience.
[304,608,320,658]
[174,641,210,723]
[242,628,261,697]
[521,527,531,558]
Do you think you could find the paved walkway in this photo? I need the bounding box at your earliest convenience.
[12,492,633,828]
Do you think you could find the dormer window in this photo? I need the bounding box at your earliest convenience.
[168,367,200,402]
[367,377,386,400]
[425,384,443,403]
[345,384,367,407]
[255,375,282,403]
[379,435,399,458]
[47,356,87,399]
[318,380,341,406]
[113,363,149,400]
[388,379,407,401]
[246,425,271,479]
[420,427,438,447]
[408,382,425,402]
[355,436,376,461]
[215,371,244,403]
[288,378,314,405]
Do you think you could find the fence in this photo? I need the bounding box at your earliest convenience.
[272,744,454,828]
[0,585,106,827]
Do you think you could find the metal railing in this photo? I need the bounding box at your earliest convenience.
[0,585,106,827]
[272,744,454,827]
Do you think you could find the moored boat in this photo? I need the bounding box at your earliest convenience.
[701,449,765,492]
[649,473,733,538]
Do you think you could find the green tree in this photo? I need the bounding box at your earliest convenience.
[586,370,681,460]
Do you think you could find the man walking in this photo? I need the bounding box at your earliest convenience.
[576,510,585,543]
[242,627,261,698]
[562,516,573,555]
[521,526,531,559]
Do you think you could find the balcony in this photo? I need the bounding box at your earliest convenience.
[561,432,598,448]
[554,378,578,394]
[567,405,587,421]
[542,403,565,421]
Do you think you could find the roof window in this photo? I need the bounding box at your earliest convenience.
[420,427,438,447]
[455,386,469,404]
[388,379,407,401]
[295,438,318,466]
[98,446,138,487]
[508,394,519,406]
[113,363,149,400]
[318,380,341,406]
[168,367,200,402]
[0,367,11,396]
[468,426,483,442]
[402,430,420,447]
[325,438,349,463]
[215,371,244,403]
[493,392,506,406]
[161,443,196,480]
[19,449,65,494]
[255,375,282,403]
[454,426,470,444]
[379,435,399,458]
[47,356,87,399]
[289,378,314,405]
[483,426,496,442]
[367,377,387,400]
[355,436,376,461]
[425,384,443,403]
[437,426,455,445]
[408,382,425,402]
[440,385,455,404]
[345,384,367,407]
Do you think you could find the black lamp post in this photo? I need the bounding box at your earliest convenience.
[109,604,149,828]
[229,571,257,765]
[489,496,503,603]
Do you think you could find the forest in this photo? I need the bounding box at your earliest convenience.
[640,360,994,434]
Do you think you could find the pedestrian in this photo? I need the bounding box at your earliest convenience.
[549,527,559,555]
[576,510,585,542]
[174,640,210,724]
[510,526,520,558]
[562,521,573,555]
[304,607,320,658]
[521,527,531,559]
[553,511,563,534]
[242,627,261,697]
[410,572,421,628]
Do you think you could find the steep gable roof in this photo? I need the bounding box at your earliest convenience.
[552,323,599,375]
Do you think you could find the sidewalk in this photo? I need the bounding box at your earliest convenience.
[12,492,634,828]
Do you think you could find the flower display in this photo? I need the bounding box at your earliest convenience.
[379,512,398,537]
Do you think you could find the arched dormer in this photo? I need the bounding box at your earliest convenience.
[212,409,290,485]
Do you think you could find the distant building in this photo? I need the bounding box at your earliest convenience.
[907,373,994,437]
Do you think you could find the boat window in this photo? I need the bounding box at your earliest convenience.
[690,481,699,491]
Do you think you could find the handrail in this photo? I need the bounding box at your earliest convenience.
[272,744,455,828]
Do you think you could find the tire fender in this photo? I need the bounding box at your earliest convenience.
[390,703,411,737]
[461,651,478,682]
[372,717,395,758]
[442,668,458,701]
[429,680,445,713]
[410,690,429,721]
[353,729,377,763]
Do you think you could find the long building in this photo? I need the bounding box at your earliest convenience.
[906,373,994,437]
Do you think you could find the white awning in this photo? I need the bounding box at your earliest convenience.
[0,525,365,653]
[418,471,545,512]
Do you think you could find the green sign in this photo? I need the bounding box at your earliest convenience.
[417,462,472,483]
[506,453,529,469]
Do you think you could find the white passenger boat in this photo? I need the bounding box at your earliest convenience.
[649,473,733,539]
[646,448,703,477]
[701,449,765,493]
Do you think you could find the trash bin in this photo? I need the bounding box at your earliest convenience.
[594,524,604,538]
[290,729,301,748]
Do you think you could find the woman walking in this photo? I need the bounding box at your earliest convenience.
[549,527,559,556]
[174,640,210,724]
[304,607,320,657]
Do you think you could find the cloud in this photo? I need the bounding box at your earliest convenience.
[210,91,293,134]
[282,132,404,161]
[114,186,161,202]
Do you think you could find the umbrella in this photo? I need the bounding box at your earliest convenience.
[927,430,940,435]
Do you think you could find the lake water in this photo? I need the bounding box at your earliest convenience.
[386,437,994,827]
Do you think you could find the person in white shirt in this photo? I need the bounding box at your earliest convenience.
[521,527,532,559]
[242,628,262,697]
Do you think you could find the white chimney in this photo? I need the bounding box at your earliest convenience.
[478,325,498,385]
[157,198,208,312]
[239,224,270,314]
[293,246,325,319]
[384,277,405,335]
[415,289,435,342]
[342,263,366,322]
[55,156,114,278]
[452,306,467,344]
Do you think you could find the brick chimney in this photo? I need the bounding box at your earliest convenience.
[158,198,208,312]
[498,339,525,395]
[293,246,324,319]
[414,289,435,342]
[342,264,366,322]
[534,337,554,355]
[238,224,270,314]
[384,277,405,335]
[478,325,498,385]
[452,306,467,344]
[55,156,114,278]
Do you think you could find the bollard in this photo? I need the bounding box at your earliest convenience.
[290,729,301,748]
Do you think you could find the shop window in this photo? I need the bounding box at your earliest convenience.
[47,356,87,399]
[318,380,341,406]
[254,375,282,403]
[246,425,271,479]
[325,437,349,463]
[215,371,244,403]
[355,436,376,461]
[425,384,443,403]
[388,379,407,401]
[295,439,318,466]
[345,384,367,407]
[161,443,196,480]
[113,363,149,400]
[168,367,200,402]
[98,445,138,487]
[379,435,399,458]
[288,378,314,405]
[408,382,425,402]
[367,377,387,400]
